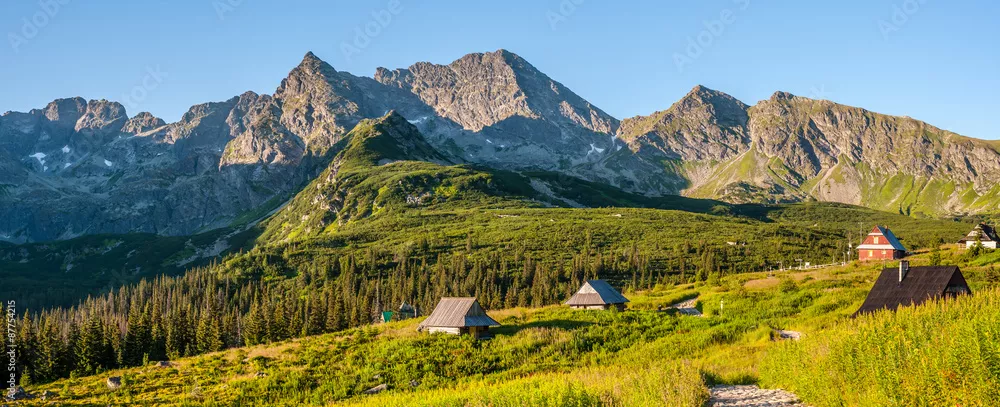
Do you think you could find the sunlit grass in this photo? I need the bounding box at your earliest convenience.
[22,247,1000,406]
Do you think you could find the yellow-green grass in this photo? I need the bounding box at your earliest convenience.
[760,289,1000,407]
[20,247,999,406]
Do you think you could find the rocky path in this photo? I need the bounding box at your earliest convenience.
[708,385,808,406]
[670,298,703,316]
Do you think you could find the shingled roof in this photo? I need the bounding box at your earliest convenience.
[854,265,970,316]
[958,223,999,243]
[857,226,906,251]
[418,297,499,328]
[565,280,629,306]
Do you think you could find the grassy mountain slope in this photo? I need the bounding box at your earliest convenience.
[258,111,734,245]
[625,86,1000,217]
[4,111,975,312]
[24,247,999,406]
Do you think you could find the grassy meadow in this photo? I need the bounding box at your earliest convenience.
[18,245,1000,406]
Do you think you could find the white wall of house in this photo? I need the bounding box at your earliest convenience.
[570,305,609,310]
[427,327,462,335]
[966,241,998,249]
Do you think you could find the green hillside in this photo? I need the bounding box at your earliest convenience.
[17,247,1000,406]
[3,112,992,407]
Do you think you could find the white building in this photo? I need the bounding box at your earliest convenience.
[958,223,999,249]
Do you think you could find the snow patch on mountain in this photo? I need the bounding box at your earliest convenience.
[587,144,605,155]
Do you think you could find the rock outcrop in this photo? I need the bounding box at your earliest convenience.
[623,86,1000,214]
[3,51,999,243]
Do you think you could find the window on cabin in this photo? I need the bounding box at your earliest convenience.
[882,250,887,255]
[868,250,873,257]
[874,236,879,244]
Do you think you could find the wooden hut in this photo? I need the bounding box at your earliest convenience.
[857,226,906,260]
[853,261,971,317]
[417,297,499,339]
[565,280,629,311]
[958,223,999,249]
[381,301,418,323]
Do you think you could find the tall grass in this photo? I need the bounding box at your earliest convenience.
[760,289,1000,407]
[342,362,708,407]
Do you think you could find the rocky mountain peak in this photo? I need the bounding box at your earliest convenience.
[616,85,751,165]
[74,99,128,141]
[293,51,338,77]
[376,49,618,136]
[770,91,796,101]
[43,97,87,125]
[123,112,167,134]
[676,85,749,118]
[338,111,445,169]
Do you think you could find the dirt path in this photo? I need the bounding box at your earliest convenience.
[708,385,807,406]
[670,298,703,316]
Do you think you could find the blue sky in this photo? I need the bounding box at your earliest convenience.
[1,0,997,139]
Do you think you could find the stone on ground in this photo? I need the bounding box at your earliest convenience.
[709,384,807,406]
[671,298,703,316]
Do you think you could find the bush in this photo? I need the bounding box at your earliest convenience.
[778,278,798,293]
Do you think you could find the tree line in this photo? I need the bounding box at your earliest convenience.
[4,227,838,386]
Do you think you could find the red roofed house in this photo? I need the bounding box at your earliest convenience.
[858,226,906,261]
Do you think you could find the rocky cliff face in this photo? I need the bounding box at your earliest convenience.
[374,49,674,195]
[622,86,1000,215]
[618,85,750,162]
[4,51,998,243]
[5,50,648,243]
[0,53,437,243]
[376,50,617,134]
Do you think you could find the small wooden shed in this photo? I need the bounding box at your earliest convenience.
[853,262,971,317]
[565,280,629,311]
[417,297,499,339]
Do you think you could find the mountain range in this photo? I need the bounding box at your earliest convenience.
[2,49,998,243]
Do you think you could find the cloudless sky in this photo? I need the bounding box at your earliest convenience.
[1,0,997,139]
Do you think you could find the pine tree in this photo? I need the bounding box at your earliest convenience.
[75,314,106,376]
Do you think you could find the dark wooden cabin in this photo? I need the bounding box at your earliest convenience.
[854,262,971,317]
